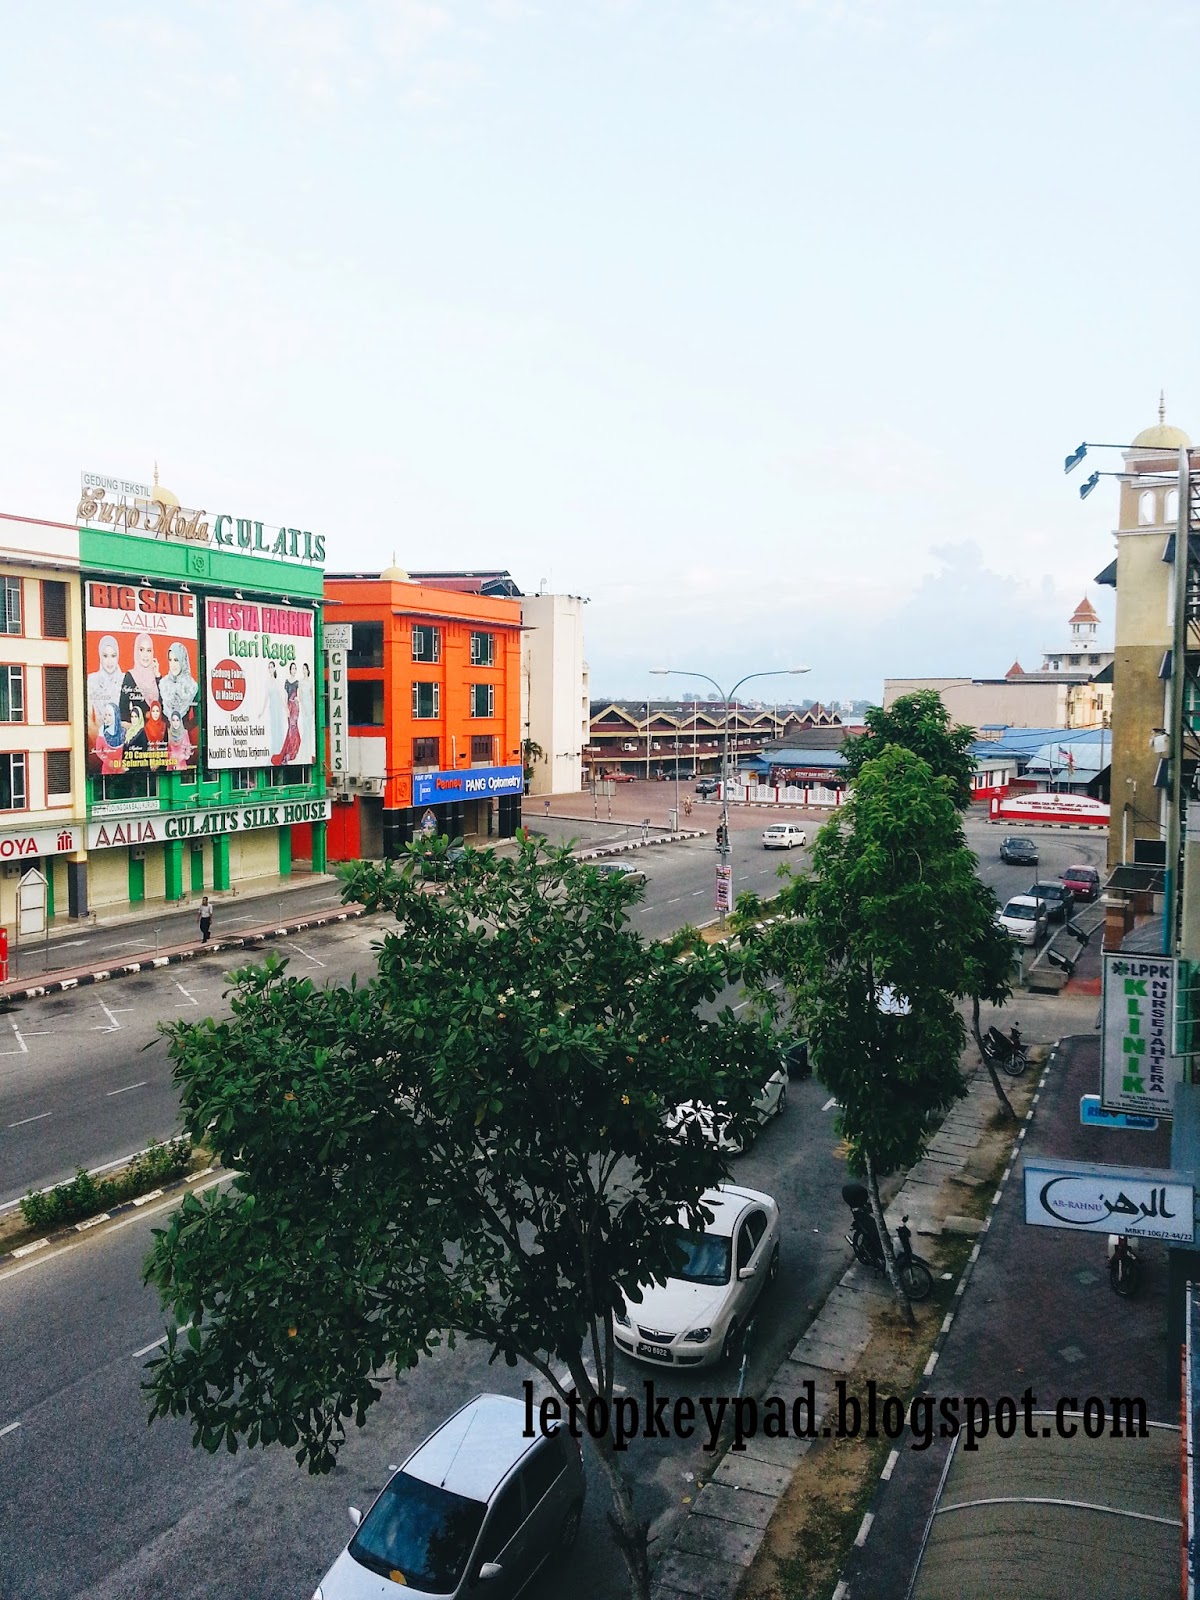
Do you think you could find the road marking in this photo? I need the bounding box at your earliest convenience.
[51,939,89,949]
[0,1421,20,1439]
[822,1097,838,1112]
[106,1080,148,1096]
[881,1449,900,1481]
[0,1018,29,1056]
[854,1511,874,1547]
[285,941,326,967]
[174,981,198,1007]
[108,939,151,950]
[691,890,704,896]
[220,915,254,925]
[94,1000,123,1033]
[6,1111,51,1128]
[133,1322,191,1360]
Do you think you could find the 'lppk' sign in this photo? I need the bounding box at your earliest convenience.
[1100,954,1184,1120]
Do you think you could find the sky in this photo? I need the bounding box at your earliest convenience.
[1,0,1196,704]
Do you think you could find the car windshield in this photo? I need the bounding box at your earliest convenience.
[1009,839,1035,850]
[664,1225,732,1286]
[349,1471,486,1591]
[1003,903,1038,921]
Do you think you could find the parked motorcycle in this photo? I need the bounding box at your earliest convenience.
[842,1183,934,1301]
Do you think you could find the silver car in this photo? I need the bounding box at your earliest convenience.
[312,1394,585,1599]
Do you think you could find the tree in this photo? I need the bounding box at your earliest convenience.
[736,746,986,1324]
[840,690,977,811]
[143,835,780,1600]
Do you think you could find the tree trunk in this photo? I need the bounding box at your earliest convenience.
[565,1352,652,1600]
[971,997,1016,1120]
[864,1151,914,1330]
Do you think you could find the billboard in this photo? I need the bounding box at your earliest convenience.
[203,598,316,769]
[85,581,200,776]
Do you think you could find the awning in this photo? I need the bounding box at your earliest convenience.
[1105,863,1166,893]
[1094,557,1117,588]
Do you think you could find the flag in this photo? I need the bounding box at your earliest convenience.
[1058,746,1075,773]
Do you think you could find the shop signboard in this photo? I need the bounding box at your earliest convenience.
[87,798,331,850]
[78,475,326,566]
[1080,1094,1158,1132]
[412,765,524,806]
[204,599,317,770]
[84,581,200,778]
[1100,953,1184,1119]
[0,824,80,859]
[1024,1158,1194,1243]
[988,791,1110,828]
[326,636,348,778]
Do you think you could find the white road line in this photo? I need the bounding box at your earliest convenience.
[174,981,198,1006]
[6,1111,51,1128]
[285,942,326,968]
[51,939,89,949]
[94,1000,123,1033]
[106,1080,148,1096]
[0,1018,29,1056]
[690,890,704,896]
[822,1097,838,1112]
[132,1323,191,1359]
[220,915,254,925]
[0,1421,20,1439]
[107,939,151,950]
[881,1449,900,1481]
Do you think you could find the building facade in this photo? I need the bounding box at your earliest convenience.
[323,567,523,860]
[77,476,329,914]
[521,592,588,796]
[587,702,842,779]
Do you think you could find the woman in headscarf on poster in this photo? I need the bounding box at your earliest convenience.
[159,641,198,725]
[87,635,125,718]
[94,703,127,775]
[167,711,194,770]
[121,632,163,734]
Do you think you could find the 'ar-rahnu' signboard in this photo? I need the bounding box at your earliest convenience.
[1100,953,1185,1120]
[204,599,317,770]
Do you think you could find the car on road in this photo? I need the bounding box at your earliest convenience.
[999,835,1039,866]
[695,777,720,798]
[311,1393,585,1600]
[614,1182,781,1368]
[595,862,647,889]
[1061,864,1101,902]
[663,1065,788,1154]
[676,769,697,781]
[602,770,636,783]
[1026,882,1074,923]
[997,895,1049,946]
[762,822,808,850]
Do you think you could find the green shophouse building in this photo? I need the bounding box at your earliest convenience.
[78,488,328,915]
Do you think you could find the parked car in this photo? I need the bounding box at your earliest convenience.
[595,862,647,889]
[1026,882,1074,923]
[602,770,636,783]
[999,835,1039,866]
[664,1066,788,1154]
[1061,864,1101,902]
[311,1394,585,1600]
[762,823,808,850]
[614,1182,781,1368]
[997,895,1049,946]
[677,769,697,781]
[695,778,720,798]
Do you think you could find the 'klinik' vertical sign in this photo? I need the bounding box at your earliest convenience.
[1101,954,1185,1120]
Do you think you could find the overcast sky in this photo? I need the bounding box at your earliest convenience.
[2,1,1194,703]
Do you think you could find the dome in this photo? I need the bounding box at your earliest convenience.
[149,462,179,508]
[380,564,411,582]
[1130,394,1190,451]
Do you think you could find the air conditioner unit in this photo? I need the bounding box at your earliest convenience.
[346,774,363,788]
[2,864,19,880]
[361,777,385,796]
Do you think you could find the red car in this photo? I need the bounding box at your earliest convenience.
[601,770,636,783]
[1060,864,1101,903]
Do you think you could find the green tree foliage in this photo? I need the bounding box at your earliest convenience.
[736,746,991,1320]
[840,690,977,811]
[143,835,781,1600]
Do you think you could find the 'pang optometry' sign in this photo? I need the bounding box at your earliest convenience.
[412,765,524,807]
[1024,1158,1194,1243]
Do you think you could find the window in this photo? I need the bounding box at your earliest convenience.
[271,764,310,787]
[412,681,440,719]
[347,622,384,669]
[0,667,24,723]
[736,1210,767,1269]
[231,768,257,792]
[41,581,68,639]
[0,753,27,809]
[413,736,440,767]
[45,749,71,800]
[471,735,494,764]
[97,769,155,802]
[477,1479,524,1564]
[348,680,385,725]
[412,624,441,663]
[520,1441,564,1509]
[470,683,494,719]
[0,578,21,635]
[1139,490,1157,526]
[470,631,495,667]
[43,665,68,723]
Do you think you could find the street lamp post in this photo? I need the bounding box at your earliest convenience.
[651,666,811,923]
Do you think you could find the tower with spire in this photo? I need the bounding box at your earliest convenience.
[1040,594,1111,674]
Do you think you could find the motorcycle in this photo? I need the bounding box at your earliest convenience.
[842,1183,934,1301]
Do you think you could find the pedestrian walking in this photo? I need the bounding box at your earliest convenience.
[198,895,213,943]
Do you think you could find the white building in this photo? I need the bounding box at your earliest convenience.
[521,593,588,795]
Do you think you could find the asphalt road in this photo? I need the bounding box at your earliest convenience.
[0,814,1109,1598]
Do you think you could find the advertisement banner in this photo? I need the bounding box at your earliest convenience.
[412,765,523,806]
[1024,1158,1194,1243]
[715,863,733,913]
[203,599,317,769]
[1100,953,1185,1119]
[85,581,200,777]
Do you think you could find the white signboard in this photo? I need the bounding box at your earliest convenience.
[327,645,347,778]
[0,824,80,861]
[17,867,46,939]
[990,792,1110,826]
[1101,953,1185,1119]
[204,599,317,770]
[323,623,353,651]
[1025,1158,1194,1243]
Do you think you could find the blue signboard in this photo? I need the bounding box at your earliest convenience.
[412,764,524,808]
[1080,1094,1159,1132]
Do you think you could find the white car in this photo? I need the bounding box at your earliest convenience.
[762,823,807,849]
[664,1068,788,1154]
[997,895,1048,947]
[614,1183,781,1368]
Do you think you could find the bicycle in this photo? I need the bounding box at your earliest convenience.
[841,1183,934,1301]
[1108,1234,1141,1298]
[983,1024,1030,1079]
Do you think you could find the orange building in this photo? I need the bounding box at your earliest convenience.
[323,566,523,860]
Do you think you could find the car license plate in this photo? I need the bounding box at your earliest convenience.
[637,1341,671,1361]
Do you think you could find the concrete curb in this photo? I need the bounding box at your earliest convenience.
[573,831,708,860]
[0,906,368,1002]
[648,1051,1054,1600]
